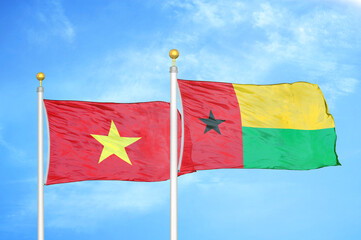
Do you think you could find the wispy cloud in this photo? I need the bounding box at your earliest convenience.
[44,181,168,229]
[165,0,246,28]
[331,0,361,8]
[28,0,75,43]
[44,46,173,103]
[162,1,361,103]
[5,181,169,231]
[51,0,359,108]
[253,2,285,28]
[320,77,358,106]
[178,170,296,223]
[0,127,26,161]
[93,48,172,103]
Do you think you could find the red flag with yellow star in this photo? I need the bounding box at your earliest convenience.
[44,100,195,185]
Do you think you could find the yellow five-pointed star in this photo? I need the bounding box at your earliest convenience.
[91,120,141,165]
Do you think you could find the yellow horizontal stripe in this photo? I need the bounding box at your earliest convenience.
[232,82,335,130]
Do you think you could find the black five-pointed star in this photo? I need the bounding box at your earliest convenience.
[199,110,225,134]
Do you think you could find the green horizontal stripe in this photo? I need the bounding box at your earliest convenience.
[242,127,339,170]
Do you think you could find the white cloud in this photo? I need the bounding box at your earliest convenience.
[248,3,361,106]
[162,0,360,91]
[320,77,359,106]
[338,78,358,93]
[0,127,26,161]
[45,46,174,103]
[44,181,168,229]
[178,170,295,222]
[3,178,170,231]
[7,181,168,230]
[332,0,361,7]
[55,1,359,108]
[165,0,246,28]
[91,47,172,103]
[29,0,75,43]
[253,2,284,28]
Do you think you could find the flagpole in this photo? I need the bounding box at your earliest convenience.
[37,72,45,240]
[169,49,179,240]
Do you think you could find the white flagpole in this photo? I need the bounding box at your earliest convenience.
[169,49,179,240]
[37,72,45,240]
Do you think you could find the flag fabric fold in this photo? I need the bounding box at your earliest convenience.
[178,79,340,171]
[44,100,194,185]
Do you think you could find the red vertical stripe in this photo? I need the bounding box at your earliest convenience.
[178,79,244,170]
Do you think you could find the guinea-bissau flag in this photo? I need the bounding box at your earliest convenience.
[178,79,340,171]
[44,100,195,185]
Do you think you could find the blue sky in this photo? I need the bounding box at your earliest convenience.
[1,0,361,239]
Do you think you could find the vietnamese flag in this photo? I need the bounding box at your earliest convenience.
[44,100,195,185]
[178,79,340,171]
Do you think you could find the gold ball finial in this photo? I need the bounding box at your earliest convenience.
[37,72,45,81]
[37,72,45,86]
[169,49,179,66]
[169,49,179,59]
